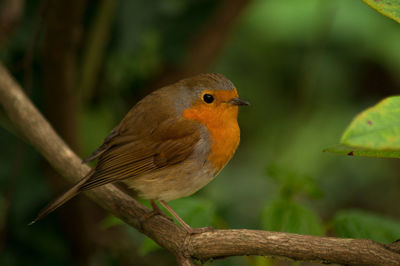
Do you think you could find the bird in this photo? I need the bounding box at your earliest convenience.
[31,73,249,233]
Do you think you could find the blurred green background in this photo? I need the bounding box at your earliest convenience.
[1,0,400,265]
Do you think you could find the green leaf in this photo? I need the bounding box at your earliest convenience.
[324,144,400,158]
[260,199,323,236]
[363,0,400,24]
[333,209,400,243]
[341,96,400,151]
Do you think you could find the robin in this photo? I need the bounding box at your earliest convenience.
[31,73,249,233]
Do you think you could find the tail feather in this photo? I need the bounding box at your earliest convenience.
[29,170,94,225]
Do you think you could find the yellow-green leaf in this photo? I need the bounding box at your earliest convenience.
[341,96,400,151]
[324,144,400,159]
[363,0,400,24]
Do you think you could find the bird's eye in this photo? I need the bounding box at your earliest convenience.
[203,94,214,104]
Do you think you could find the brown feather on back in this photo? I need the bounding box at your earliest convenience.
[79,118,201,191]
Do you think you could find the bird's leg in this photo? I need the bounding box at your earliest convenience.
[138,199,173,230]
[149,199,173,221]
[158,200,214,234]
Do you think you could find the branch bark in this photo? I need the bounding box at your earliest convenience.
[0,62,399,265]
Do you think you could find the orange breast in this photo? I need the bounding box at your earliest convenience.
[183,96,240,171]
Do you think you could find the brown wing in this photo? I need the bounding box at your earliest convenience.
[78,118,200,191]
[82,88,177,164]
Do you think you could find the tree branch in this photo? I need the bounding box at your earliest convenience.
[0,62,399,265]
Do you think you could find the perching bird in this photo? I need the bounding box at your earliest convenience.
[31,73,248,233]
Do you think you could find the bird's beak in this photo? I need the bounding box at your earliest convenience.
[228,97,250,106]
